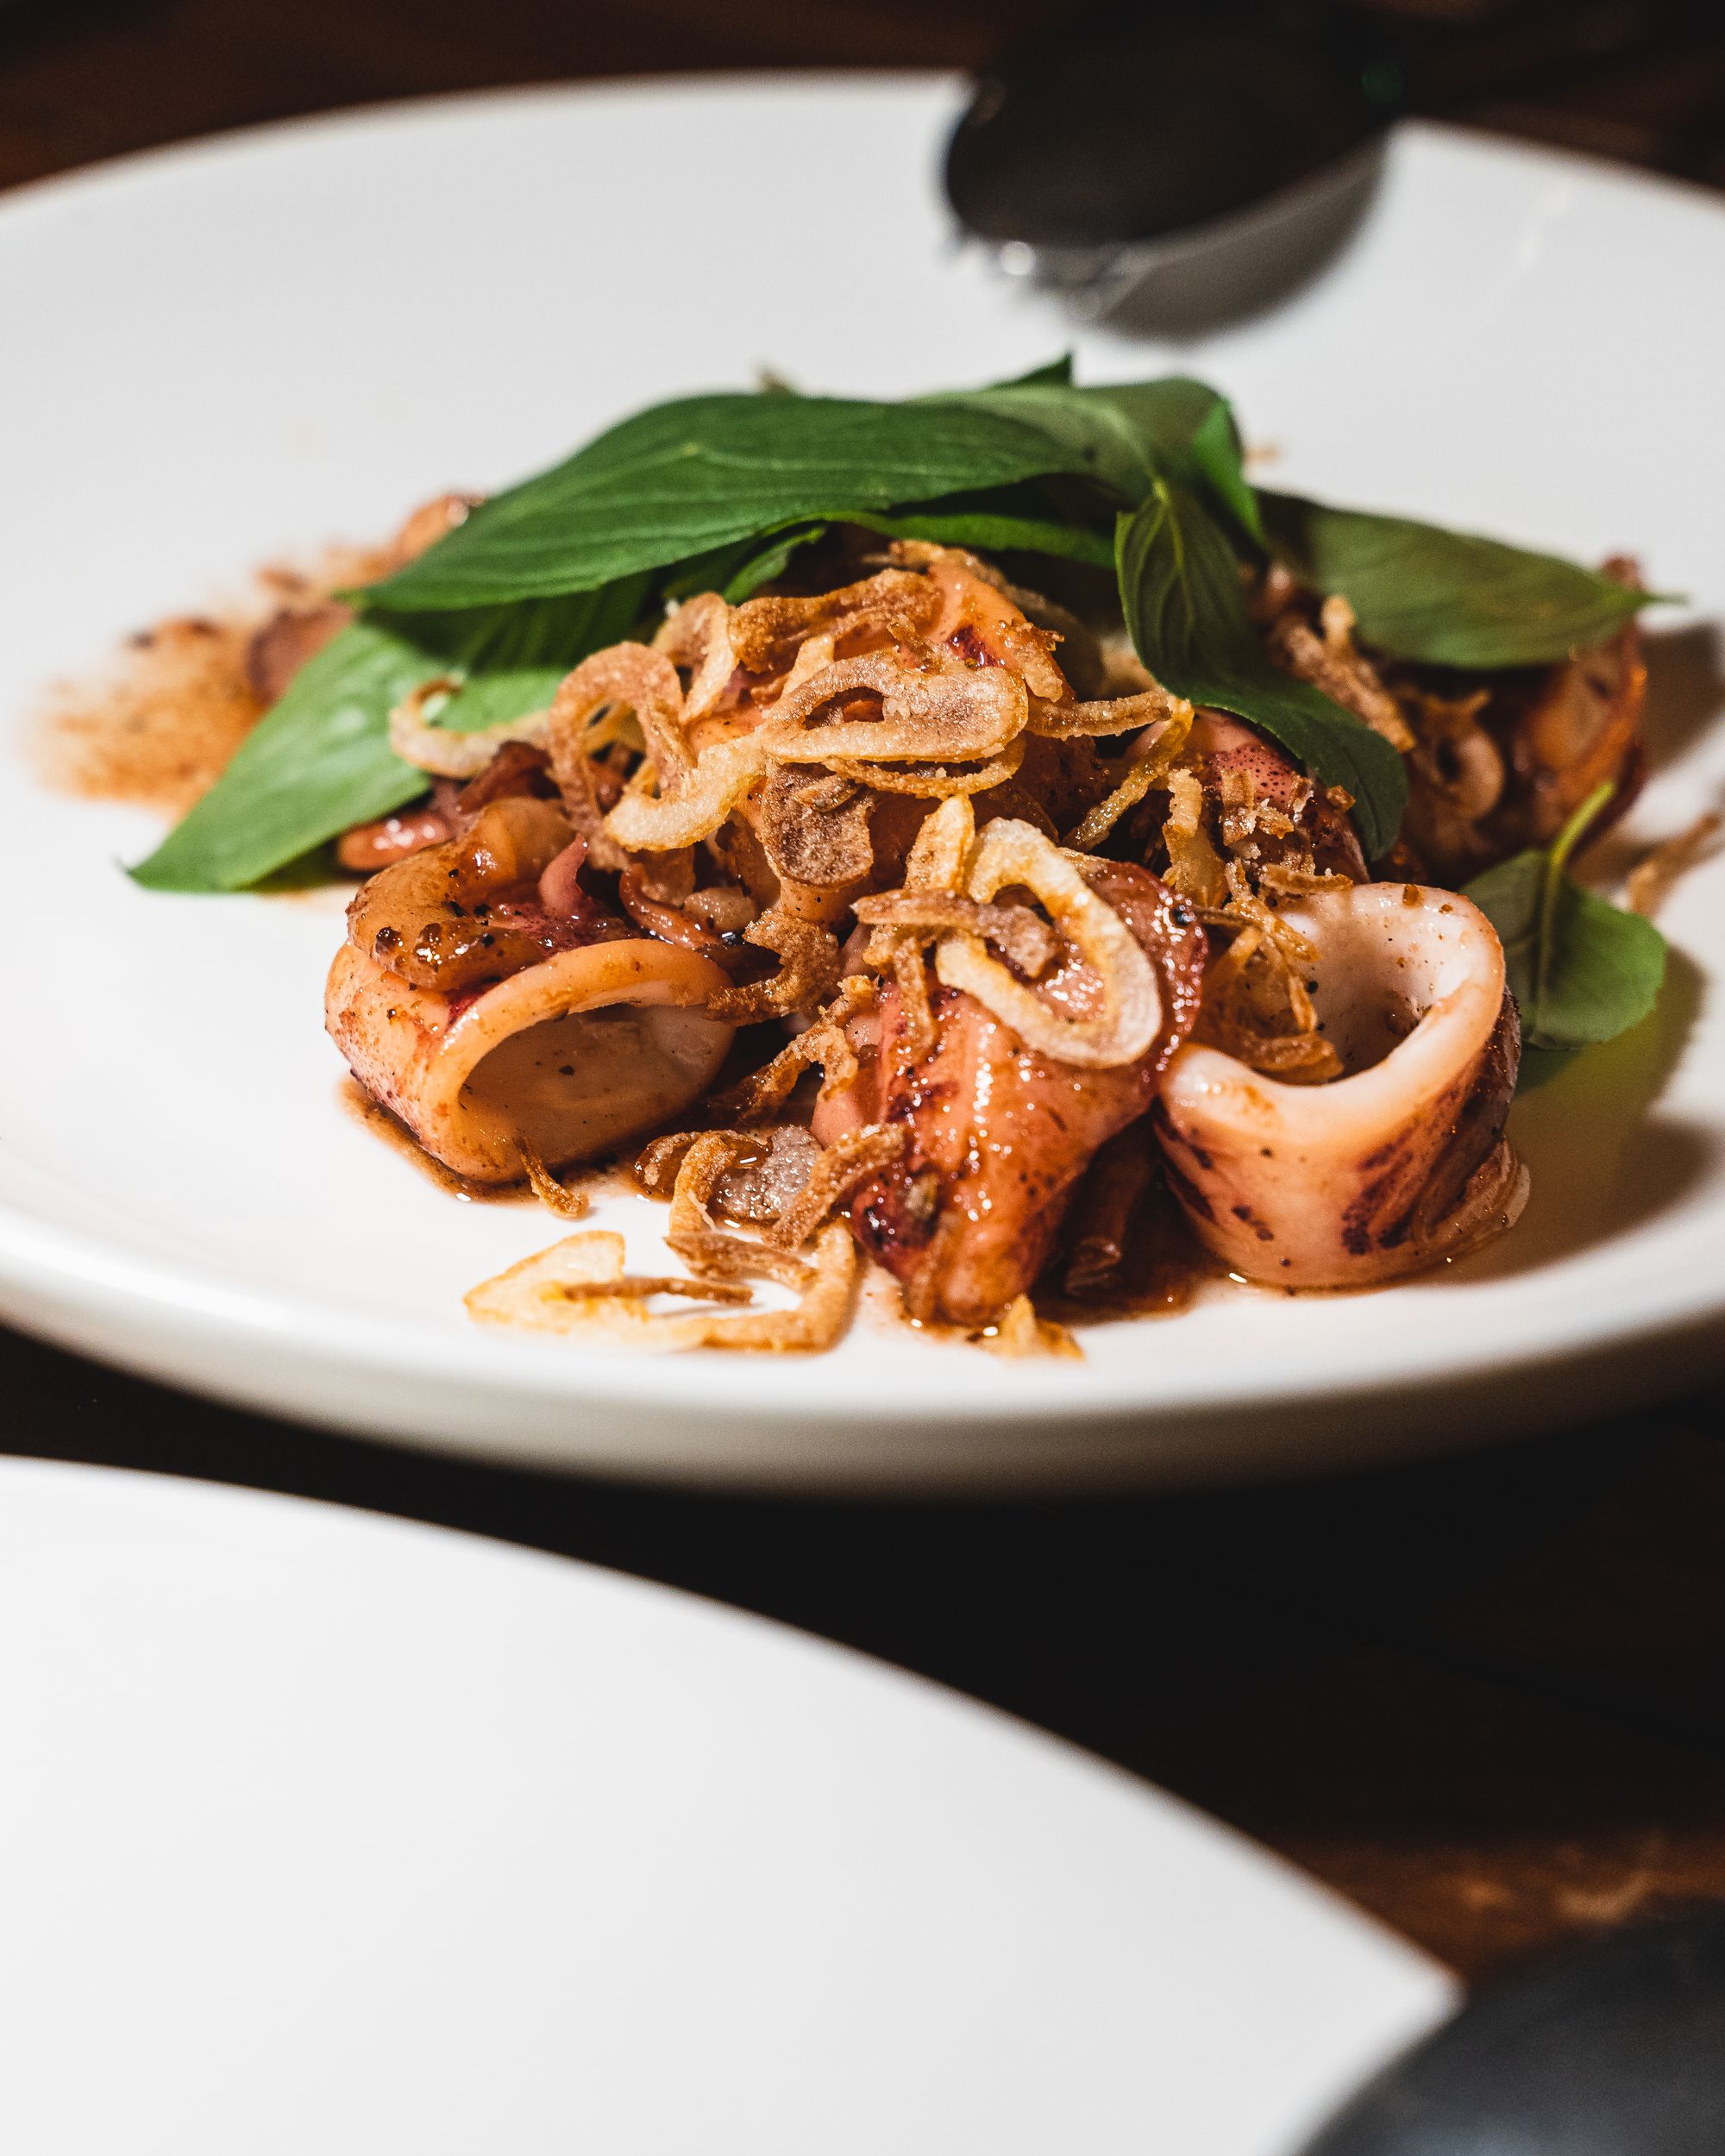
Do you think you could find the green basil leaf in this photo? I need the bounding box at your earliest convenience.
[988,354,1076,389]
[1258,492,1664,666]
[1188,397,1264,546]
[720,525,828,602]
[131,579,648,893]
[843,487,1114,569]
[932,376,1233,506]
[1464,783,1665,1084]
[1116,481,1408,859]
[363,394,1091,612]
[662,524,830,604]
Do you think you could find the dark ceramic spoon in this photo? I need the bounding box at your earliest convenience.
[944,0,1400,324]
[944,0,1682,328]
[1298,1907,1725,2156]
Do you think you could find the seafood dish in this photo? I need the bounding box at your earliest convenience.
[80,364,1680,1355]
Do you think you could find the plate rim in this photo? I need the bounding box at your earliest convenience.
[3,78,1723,1483]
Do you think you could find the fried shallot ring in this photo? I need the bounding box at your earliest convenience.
[752,650,1026,765]
[707,904,842,1022]
[729,570,937,673]
[542,642,750,864]
[853,890,1058,979]
[762,1122,909,1251]
[466,1223,856,1352]
[1027,687,1191,738]
[388,676,551,778]
[825,737,1026,797]
[603,736,766,852]
[855,793,977,1062]
[1063,709,1194,852]
[933,818,1163,1069]
[662,1132,818,1288]
[707,975,878,1124]
[654,592,737,721]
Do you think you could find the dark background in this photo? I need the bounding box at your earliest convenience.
[6,0,1725,1984]
[7,0,1725,196]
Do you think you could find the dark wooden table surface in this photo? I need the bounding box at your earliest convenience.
[6,0,1725,1988]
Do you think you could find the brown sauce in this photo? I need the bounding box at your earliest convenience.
[39,613,265,814]
[336,1077,530,1204]
[35,545,386,816]
[339,1077,648,1213]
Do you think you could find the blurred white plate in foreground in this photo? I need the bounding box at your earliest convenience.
[0,79,1722,1488]
[0,1460,1452,2154]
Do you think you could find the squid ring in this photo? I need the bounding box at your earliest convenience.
[327,938,736,1183]
[1154,885,1527,1286]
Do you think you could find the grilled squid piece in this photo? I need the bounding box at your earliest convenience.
[327,794,734,1181]
[841,856,1209,1327]
[1154,885,1526,1287]
[329,939,735,1183]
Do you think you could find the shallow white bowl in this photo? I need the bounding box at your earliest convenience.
[1,79,1721,1488]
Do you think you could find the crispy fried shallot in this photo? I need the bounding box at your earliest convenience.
[933,818,1162,1070]
[708,976,878,1124]
[637,1124,821,1222]
[1627,811,1722,918]
[388,677,552,778]
[729,570,938,673]
[762,1122,908,1252]
[662,1132,819,1289]
[825,740,1026,798]
[854,889,1058,979]
[708,904,842,1022]
[543,643,706,867]
[1027,687,1191,738]
[518,1141,593,1220]
[466,1220,856,1352]
[753,649,1027,765]
[604,734,765,854]
[654,592,737,722]
[1063,708,1194,852]
[1268,596,1414,751]
[1159,766,1230,908]
[981,1294,1082,1360]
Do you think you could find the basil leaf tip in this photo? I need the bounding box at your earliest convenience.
[130,579,649,893]
[1260,492,1669,667]
[1465,783,1666,1087]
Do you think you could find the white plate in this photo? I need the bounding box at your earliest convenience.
[0,1458,1452,2153]
[2,79,1722,1489]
